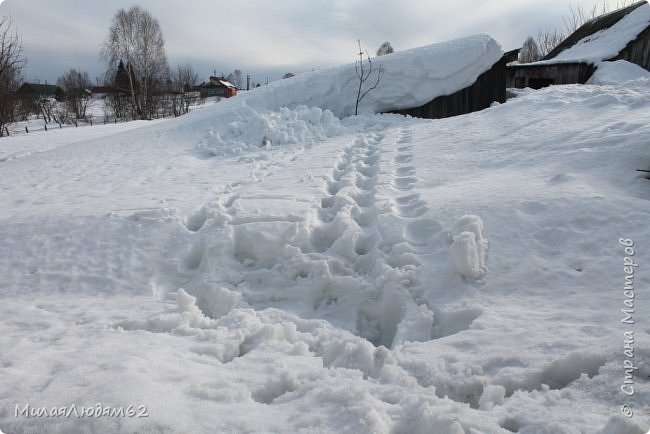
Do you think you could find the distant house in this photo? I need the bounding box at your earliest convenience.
[197,77,238,98]
[507,1,650,89]
[90,86,114,99]
[17,83,64,101]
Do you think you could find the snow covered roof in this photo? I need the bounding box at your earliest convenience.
[243,34,503,117]
[536,1,650,66]
[202,77,237,89]
[219,80,236,89]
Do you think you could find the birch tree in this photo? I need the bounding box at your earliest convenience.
[0,17,26,136]
[101,6,169,120]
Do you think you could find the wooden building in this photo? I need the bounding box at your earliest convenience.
[507,1,650,89]
[508,62,596,89]
[390,56,507,120]
[198,77,238,98]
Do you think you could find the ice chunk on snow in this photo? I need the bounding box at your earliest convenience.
[450,215,488,280]
[392,302,434,347]
[195,283,242,319]
[176,288,215,328]
[478,384,506,410]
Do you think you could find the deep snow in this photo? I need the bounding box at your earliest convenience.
[1,37,650,434]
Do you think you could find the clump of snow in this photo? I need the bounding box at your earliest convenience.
[478,384,506,410]
[544,2,650,65]
[195,105,346,157]
[449,215,488,280]
[176,288,216,329]
[588,60,650,84]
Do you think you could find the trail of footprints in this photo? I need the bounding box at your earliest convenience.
[390,130,442,249]
[316,128,439,258]
[315,133,382,258]
[305,128,448,347]
[176,127,462,348]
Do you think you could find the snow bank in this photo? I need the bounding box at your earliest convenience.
[195,105,346,157]
[588,59,650,84]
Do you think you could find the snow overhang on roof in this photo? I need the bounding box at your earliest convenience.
[219,80,236,89]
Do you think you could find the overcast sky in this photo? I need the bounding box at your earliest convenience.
[0,0,637,85]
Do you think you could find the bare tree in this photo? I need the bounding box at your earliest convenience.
[536,27,566,57]
[536,0,639,58]
[101,6,169,120]
[564,0,637,33]
[354,40,383,116]
[57,69,92,122]
[39,98,56,124]
[376,41,394,56]
[0,17,26,137]
[519,36,542,63]
[170,63,200,116]
[226,69,243,88]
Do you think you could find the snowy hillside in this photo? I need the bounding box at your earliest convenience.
[1,38,650,434]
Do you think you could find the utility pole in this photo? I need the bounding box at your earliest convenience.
[247,74,250,91]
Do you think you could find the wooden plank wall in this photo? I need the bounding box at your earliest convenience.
[506,63,596,88]
[614,26,650,70]
[390,57,507,119]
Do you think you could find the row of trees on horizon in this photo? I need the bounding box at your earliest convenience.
[0,6,258,135]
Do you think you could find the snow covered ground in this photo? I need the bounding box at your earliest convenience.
[1,37,650,434]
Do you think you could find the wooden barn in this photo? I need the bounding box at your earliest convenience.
[507,1,650,89]
[391,56,507,119]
